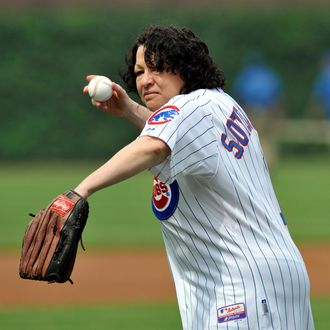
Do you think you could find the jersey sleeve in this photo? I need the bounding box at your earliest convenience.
[140,96,219,182]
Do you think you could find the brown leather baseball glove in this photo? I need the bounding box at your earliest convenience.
[19,190,89,284]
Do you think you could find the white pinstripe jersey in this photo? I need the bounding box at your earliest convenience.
[140,88,314,330]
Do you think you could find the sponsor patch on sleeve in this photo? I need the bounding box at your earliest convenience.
[217,303,247,324]
[147,105,180,125]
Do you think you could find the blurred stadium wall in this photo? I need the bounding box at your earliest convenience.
[0,2,329,160]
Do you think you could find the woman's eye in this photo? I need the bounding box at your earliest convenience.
[135,70,143,77]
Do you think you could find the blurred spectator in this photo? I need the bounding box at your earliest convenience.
[309,50,330,119]
[233,50,284,168]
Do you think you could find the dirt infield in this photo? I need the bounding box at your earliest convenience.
[1,244,329,307]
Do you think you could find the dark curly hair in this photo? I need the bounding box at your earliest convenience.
[121,25,225,94]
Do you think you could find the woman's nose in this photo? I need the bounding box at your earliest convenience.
[141,72,154,86]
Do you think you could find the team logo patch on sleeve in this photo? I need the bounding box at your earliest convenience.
[148,105,180,125]
[217,303,247,324]
[152,177,179,220]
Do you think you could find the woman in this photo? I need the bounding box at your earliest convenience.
[75,25,314,329]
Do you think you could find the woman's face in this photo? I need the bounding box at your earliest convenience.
[134,45,185,111]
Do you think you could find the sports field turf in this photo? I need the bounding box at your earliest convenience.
[0,298,329,329]
[0,156,328,249]
[0,156,329,329]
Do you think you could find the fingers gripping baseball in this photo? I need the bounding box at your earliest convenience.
[88,76,112,101]
[84,75,134,117]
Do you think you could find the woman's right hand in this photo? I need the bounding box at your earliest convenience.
[83,75,152,130]
[83,75,133,118]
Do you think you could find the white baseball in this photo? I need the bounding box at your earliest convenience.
[88,76,113,102]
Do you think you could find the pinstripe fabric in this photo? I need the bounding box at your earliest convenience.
[140,89,314,330]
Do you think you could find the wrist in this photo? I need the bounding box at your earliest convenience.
[73,186,91,200]
[121,102,150,130]
[122,102,140,118]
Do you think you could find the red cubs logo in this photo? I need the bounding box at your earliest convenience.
[153,178,170,210]
[152,177,179,221]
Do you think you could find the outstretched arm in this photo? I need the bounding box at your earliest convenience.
[74,135,170,199]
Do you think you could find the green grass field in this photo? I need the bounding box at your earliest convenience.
[0,156,329,329]
[0,303,181,330]
[271,155,330,243]
[0,161,161,249]
[0,297,329,329]
[0,156,329,249]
